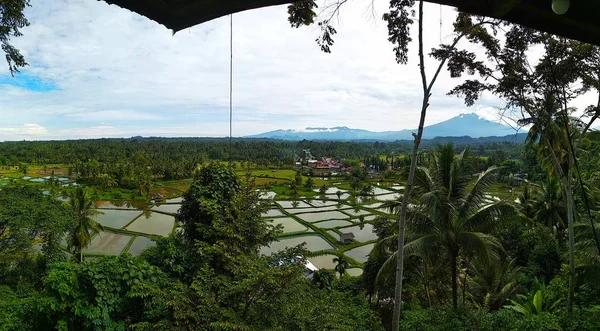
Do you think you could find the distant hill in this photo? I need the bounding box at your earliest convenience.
[245,113,522,141]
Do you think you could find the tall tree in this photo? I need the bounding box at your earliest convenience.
[384,2,500,324]
[445,22,600,313]
[0,0,29,75]
[68,187,103,263]
[333,256,349,278]
[381,144,516,308]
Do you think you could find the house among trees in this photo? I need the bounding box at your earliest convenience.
[339,232,355,244]
[509,173,528,186]
[151,193,164,203]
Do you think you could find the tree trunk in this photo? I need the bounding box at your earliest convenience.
[565,166,575,313]
[451,254,458,309]
[391,3,427,330]
[546,142,574,313]
[423,260,432,308]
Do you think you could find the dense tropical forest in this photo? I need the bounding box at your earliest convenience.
[0,131,598,329]
[1,0,600,330]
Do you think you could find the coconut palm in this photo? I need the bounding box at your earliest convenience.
[333,256,349,278]
[378,144,516,309]
[468,258,521,311]
[68,187,103,263]
[521,105,579,312]
[532,177,568,233]
[312,269,335,290]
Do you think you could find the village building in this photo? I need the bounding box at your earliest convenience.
[339,232,355,244]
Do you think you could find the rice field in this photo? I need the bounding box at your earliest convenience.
[339,224,378,242]
[84,231,132,255]
[344,243,375,263]
[270,217,310,233]
[296,210,350,222]
[260,235,335,254]
[315,219,353,229]
[151,203,181,214]
[127,236,156,256]
[93,209,142,229]
[126,212,175,236]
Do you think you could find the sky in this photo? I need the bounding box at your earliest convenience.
[0,0,597,141]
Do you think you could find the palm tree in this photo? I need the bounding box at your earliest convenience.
[312,268,335,290]
[68,187,103,263]
[333,256,349,278]
[521,106,578,312]
[468,258,521,311]
[380,144,516,309]
[532,177,568,233]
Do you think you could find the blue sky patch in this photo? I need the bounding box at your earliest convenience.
[0,72,58,92]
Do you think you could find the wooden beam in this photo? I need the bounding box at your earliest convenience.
[493,0,521,17]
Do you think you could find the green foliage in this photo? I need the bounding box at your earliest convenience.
[398,307,567,331]
[333,255,350,278]
[67,187,103,263]
[179,163,276,251]
[379,144,517,308]
[0,0,30,75]
[0,185,74,281]
[506,278,562,315]
[38,255,198,330]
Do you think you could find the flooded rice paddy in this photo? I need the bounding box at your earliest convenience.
[127,236,157,256]
[93,209,142,228]
[296,210,350,222]
[344,243,375,263]
[151,203,181,214]
[270,217,310,233]
[262,209,285,217]
[126,212,175,236]
[260,235,335,254]
[315,219,354,228]
[84,231,132,255]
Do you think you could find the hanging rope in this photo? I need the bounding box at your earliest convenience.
[229,14,233,167]
[439,4,442,44]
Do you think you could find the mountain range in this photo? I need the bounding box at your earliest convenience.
[246,113,524,141]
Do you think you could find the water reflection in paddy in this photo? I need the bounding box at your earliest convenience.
[313,187,347,194]
[286,205,343,214]
[372,187,392,195]
[166,197,183,203]
[308,254,338,269]
[296,211,349,222]
[96,200,148,210]
[277,201,312,209]
[346,268,364,277]
[344,243,375,263]
[342,209,372,216]
[84,231,132,255]
[270,217,309,233]
[308,200,339,207]
[338,223,378,242]
[126,212,175,236]
[151,204,181,214]
[262,209,285,217]
[315,219,353,228]
[260,235,334,254]
[127,236,156,256]
[375,193,401,201]
[93,209,142,229]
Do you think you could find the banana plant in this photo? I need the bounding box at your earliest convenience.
[505,278,561,315]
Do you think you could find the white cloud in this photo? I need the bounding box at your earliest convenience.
[0,123,48,136]
[0,0,569,140]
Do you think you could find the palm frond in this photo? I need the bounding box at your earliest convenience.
[461,202,518,233]
[403,234,441,260]
[459,166,501,219]
[457,231,502,267]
